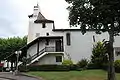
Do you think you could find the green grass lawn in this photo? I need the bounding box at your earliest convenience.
[27,70,120,80]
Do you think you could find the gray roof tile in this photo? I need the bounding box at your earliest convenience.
[37,12,46,20]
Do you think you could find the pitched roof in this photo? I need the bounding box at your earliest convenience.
[37,12,46,20]
[34,12,54,23]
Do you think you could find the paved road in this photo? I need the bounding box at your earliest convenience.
[0,72,40,80]
[0,78,10,80]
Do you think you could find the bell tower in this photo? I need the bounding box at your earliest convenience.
[27,3,54,44]
[27,3,41,43]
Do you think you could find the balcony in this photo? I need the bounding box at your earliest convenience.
[45,46,64,52]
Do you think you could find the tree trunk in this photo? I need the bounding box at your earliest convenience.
[108,32,116,80]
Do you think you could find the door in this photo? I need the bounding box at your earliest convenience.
[55,40,61,52]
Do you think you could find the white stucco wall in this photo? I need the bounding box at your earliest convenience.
[28,23,55,43]
[115,54,120,60]
[114,36,120,47]
[36,53,63,65]
[27,43,37,58]
[62,31,120,63]
[64,32,109,63]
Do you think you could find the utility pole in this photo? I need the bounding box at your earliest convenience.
[14,51,22,75]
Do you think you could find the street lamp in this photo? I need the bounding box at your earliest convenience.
[15,50,22,75]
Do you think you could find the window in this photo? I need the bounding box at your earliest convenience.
[34,6,38,8]
[66,33,71,46]
[45,39,49,45]
[116,51,120,56]
[56,56,62,62]
[46,33,49,36]
[33,15,37,17]
[34,9,38,10]
[93,35,95,42]
[114,47,120,56]
[42,23,46,28]
[36,33,40,37]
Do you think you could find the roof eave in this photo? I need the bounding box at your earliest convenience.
[34,20,54,23]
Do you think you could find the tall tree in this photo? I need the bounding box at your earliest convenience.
[65,0,120,80]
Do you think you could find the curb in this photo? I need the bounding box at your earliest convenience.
[0,77,16,80]
[18,73,42,80]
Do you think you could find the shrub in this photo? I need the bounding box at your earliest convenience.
[114,60,120,73]
[77,59,88,69]
[91,41,108,69]
[69,64,79,71]
[62,60,73,65]
[87,63,96,69]
[19,65,28,72]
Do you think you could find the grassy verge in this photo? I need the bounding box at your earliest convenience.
[27,70,120,80]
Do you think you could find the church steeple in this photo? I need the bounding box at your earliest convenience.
[28,3,46,20]
[33,3,41,17]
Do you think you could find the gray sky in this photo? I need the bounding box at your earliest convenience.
[0,0,69,38]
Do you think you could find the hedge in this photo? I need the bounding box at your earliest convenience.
[19,65,70,71]
[19,64,84,72]
[0,67,2,71]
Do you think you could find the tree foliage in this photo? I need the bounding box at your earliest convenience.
[91,41,108,68]
[0,36,27,62]
[65,0,120,34]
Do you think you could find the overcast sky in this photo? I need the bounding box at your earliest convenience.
[0,0,70,38]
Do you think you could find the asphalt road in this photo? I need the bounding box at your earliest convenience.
[0,78,10,80]
[0,72,40,80]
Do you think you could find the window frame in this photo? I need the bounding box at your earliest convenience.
[56,56,62,62]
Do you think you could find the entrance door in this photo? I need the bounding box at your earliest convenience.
[55,40,61,52]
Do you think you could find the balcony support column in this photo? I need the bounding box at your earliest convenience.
[61,38,64,51]
[37,39,39,56]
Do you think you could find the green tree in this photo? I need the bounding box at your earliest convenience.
[0,36,27,67]
[91,41,108,69]
[65,0,120,80]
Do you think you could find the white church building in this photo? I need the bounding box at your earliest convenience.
[25,4,120,65]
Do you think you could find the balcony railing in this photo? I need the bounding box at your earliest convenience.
[45,46,64,52]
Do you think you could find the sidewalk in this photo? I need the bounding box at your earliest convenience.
[0,72,41,80]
